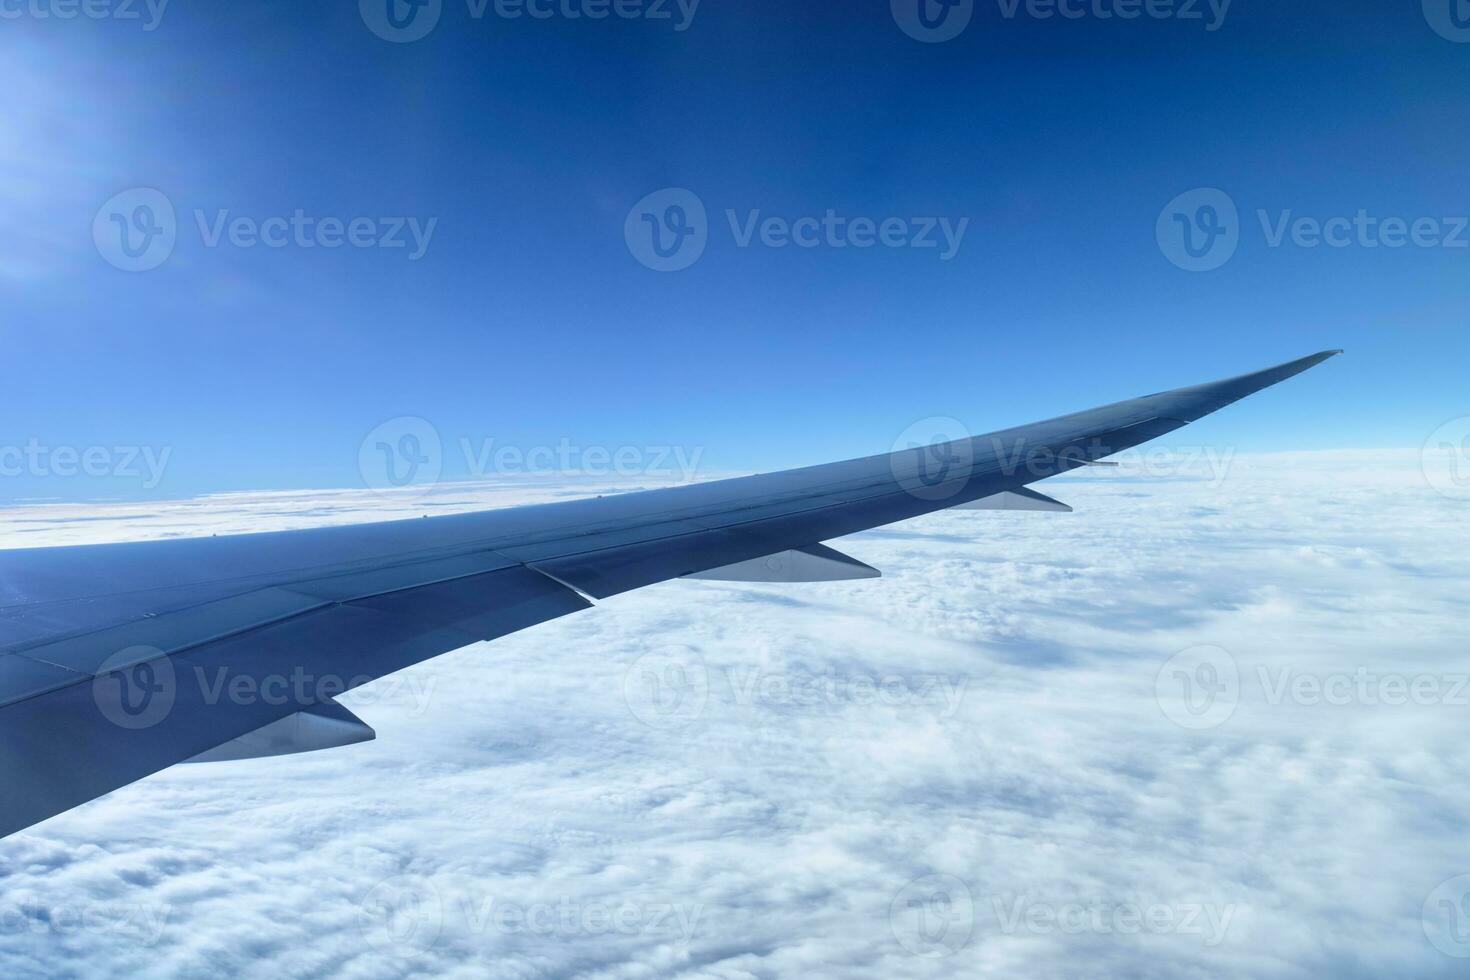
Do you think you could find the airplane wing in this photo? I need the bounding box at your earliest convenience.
[0,351,1340,838]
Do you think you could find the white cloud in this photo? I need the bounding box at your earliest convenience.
[0,451,1465,979]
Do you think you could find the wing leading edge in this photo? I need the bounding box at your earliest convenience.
[0,350,1340,837]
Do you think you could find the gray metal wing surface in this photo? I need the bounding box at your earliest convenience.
[0,351,1341,838]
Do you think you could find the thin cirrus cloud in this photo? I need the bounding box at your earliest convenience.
[0,451,1465,979]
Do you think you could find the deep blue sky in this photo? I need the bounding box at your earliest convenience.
[4,0,1468,499]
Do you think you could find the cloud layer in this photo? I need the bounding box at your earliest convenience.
[0,451,1466,979]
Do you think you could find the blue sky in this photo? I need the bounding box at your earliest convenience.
[4,0,1468,499]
